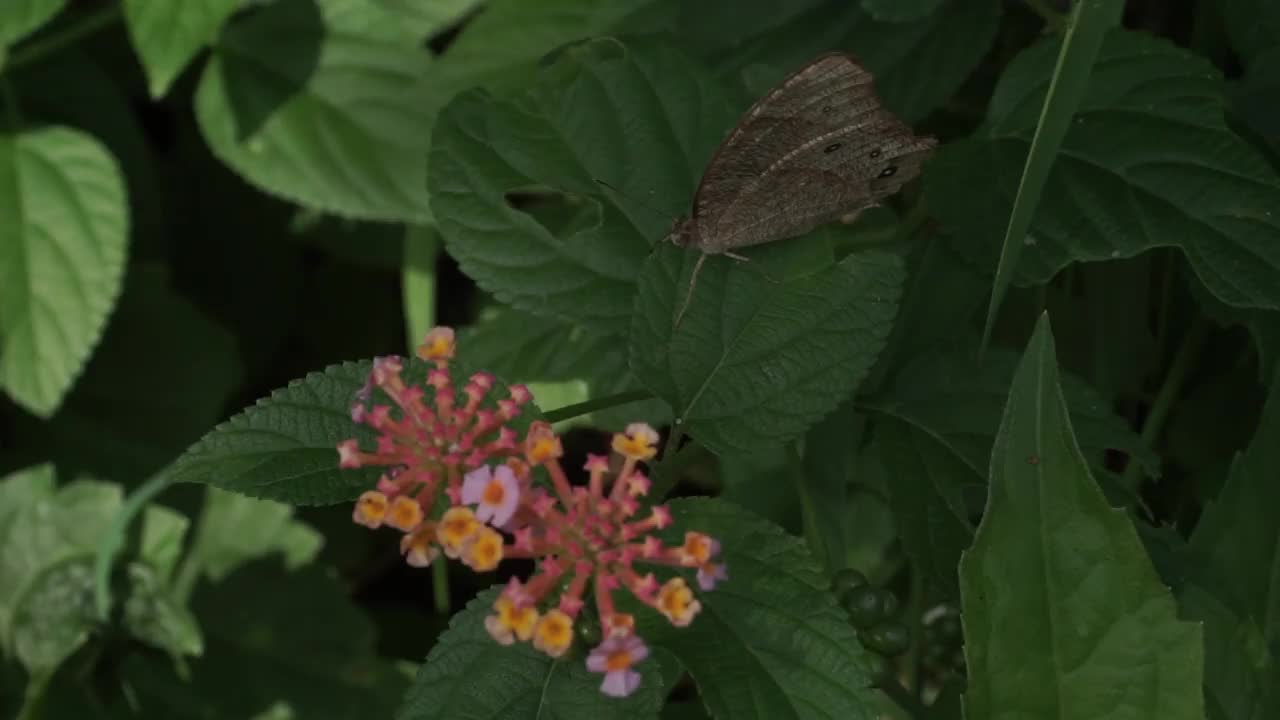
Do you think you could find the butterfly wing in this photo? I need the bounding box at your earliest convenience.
[691,53,936,253]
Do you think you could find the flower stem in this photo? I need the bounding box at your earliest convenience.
[8,5,122,70]
[542,389,652,424]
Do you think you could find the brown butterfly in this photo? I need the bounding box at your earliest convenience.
[669,52,937,326]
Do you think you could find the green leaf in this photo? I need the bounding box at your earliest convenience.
[123,563,204,660]
[1222,0,1280,68]
[859,0,943,23]
[168,358,539,505]
[709,0,1002,124]
[0,0,65,48]
[429,38,738,331]
[373,0,481,38]
[195,0,437,222]
[866,344,1156,483]
[1184,370,1280,717]
[639,499,879,720]
[429,0,651,100]
[872,417,975,603]
[631,242,903,456]
[138,505,190,583]
[1178,584,1280,720]
[1,480,122,673]
[165,361,382,505]
[460,306,668,430]
[0,126,128,417]
[797,402,859,575]
[959,315,1202,720]
[186,487,323,583]
[398,588,663,719]
[123,0,240,97]
[123,562,405,719]
[928,30,1280,313]
[979,0,1124,351]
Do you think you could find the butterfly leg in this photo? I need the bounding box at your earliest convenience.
[723,250,782,284]
[672,253,710,330]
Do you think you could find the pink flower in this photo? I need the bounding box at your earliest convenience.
[586,634,649,698]
[461,465,521,527]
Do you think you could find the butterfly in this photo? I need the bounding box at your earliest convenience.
[668,52,937,326]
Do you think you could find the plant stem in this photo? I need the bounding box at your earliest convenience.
[1122,318,1211,487]
[432,561,450,614]
[7,5,122,70]
[542,389,652,424]
[97,472,176,617]
[1023,0,1068,31]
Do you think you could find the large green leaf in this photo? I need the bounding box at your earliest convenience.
[195,0,436,222]
[399,588,663,720]
[165,361,384,505]
[0,126,128,417]
[638,499,879,720]
[864,346,1157,480]
[872,417,975,603]
[429,39,738,331]
[979,0,1124,350]
[123,0,240,97]
[0,479,121,674]
[0,0,65,48]
[168,358,540,505]
[959,316,1202,719]
[1184,370,1280,718]
[460,306,668,430]
[184,487,323,584]
[859,0,943,23]
[631,243,903,456]
[927,30,1280,313]
[707,0,1002,124]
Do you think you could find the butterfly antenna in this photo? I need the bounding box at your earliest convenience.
[594,178,676,222]
[672,253,709,330]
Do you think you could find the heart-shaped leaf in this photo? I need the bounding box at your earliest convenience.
[639,499,879,720]
[0,126,128,417]
[195,0,436,222]
[630,242,903,456]
[428,38,740,332]
[123,0,240,97]
[398,588,663,720]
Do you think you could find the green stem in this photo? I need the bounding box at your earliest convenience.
[7,5,122,70]
[95,472,175,618]
[1122,319,1211,487]
[877,677,926,719]
[17,669,51,720]
[1023,0,1068,30]
[542,389,652,424]
[431,561,450,614]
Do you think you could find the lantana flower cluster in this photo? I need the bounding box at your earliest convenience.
[336,327,727,698]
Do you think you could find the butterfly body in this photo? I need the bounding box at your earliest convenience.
[667,52,935,325]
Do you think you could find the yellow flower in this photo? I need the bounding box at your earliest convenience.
[386,496,424,532]
[656,577,701,627]
[437,507,480,558]
[463,526,505,572]
[485,596,538,645]
[533,610,574,658]
[352,491,389,528]
[611,423,659,461]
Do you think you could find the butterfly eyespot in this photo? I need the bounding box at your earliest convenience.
[870,149,882,158]
[878,165,897,178]
[821,105,834,113]
[823,143,842,154]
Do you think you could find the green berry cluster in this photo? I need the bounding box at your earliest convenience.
[831,569,910,658]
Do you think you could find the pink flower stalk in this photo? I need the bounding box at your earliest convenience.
[336,327,727,699]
